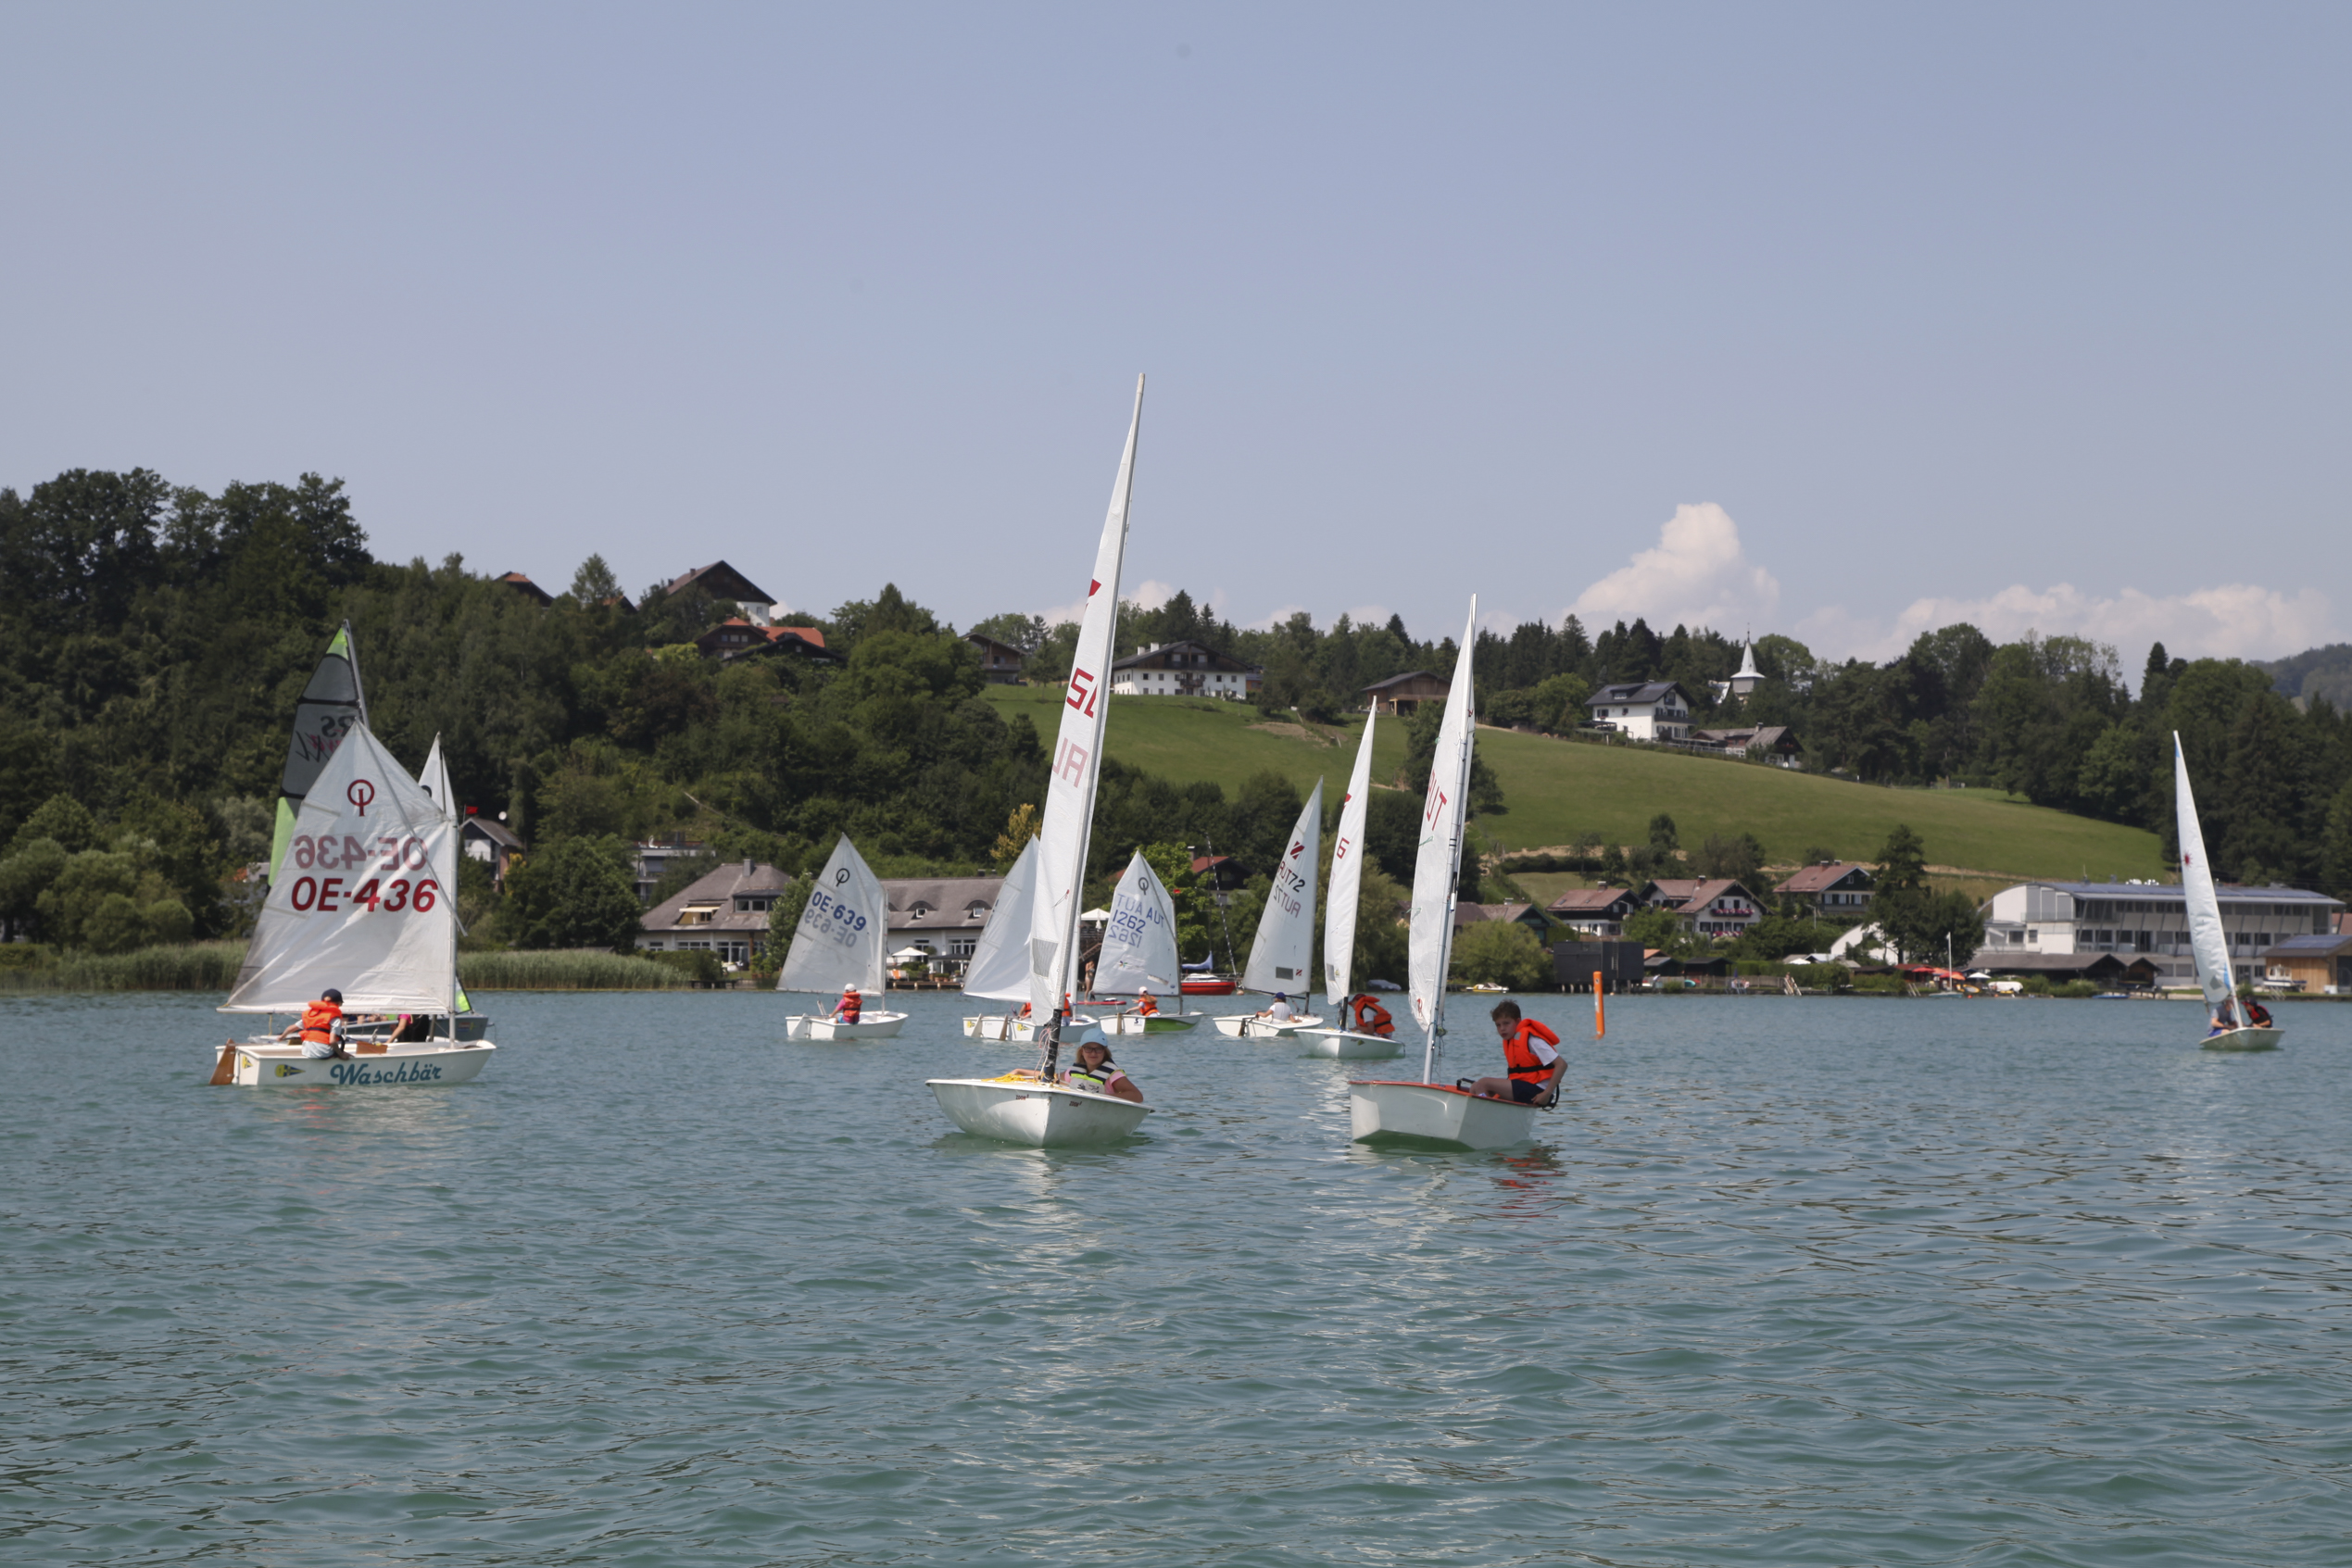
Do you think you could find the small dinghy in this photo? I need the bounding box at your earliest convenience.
[212,713,493,1087]
[2175,735,2283,1052]
[931,376,1158,1146]
[777,835,908,1041]
[1214,783,1327,1036]
[1349,600,1540,1149]
[1298,709,1403,1060]
[1090,851,1201,1035]
[930,1072,1151,1146]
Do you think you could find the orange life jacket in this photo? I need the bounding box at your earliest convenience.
[1352,995,1394,1036]
[1137,994,1159,1016]
[1503,1018,1561,1083]
[298,1000,343,1046]
[838,991,862,1022]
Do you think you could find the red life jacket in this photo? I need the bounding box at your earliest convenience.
[1503,1018,1561,1083]
[839,991,862,1022]
[1352,995,1394,1037]
[298,1000,342,1046]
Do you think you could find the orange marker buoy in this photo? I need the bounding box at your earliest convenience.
[1593,971,1605,1037]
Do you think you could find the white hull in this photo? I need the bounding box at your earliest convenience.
[927,1076,1153,1146]
[2203,1025,2283,1052]
[785,1011,909,1041]
[1213,1012,1323,1038]
[1097,1010,1205,1035]
[960,1014,1099,1042]
[1348,1080,1540,1149]
[1296,1027,1404,1060]
[212,1039,495,1088]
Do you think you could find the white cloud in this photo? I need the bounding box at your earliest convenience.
[1126,579,1178,612]
[1799,583,2338,666]
[1569,503,1781,636]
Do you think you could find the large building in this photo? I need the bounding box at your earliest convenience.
[1546,885,1645,937]
[1645,877,1765,939]
[1978,881,2345,988]
[1360,671,1450,716]
[1588,681,1694,742]
[884,876,1008,966]
[1110,641,1261,699]
[637,859,793,969]
[1774,861,1874,916]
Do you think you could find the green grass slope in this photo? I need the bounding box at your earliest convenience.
[982,685,2165,882]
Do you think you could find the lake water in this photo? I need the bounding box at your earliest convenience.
[4,990,2348,1565]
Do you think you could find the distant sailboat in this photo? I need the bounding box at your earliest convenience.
[1092,851,1202,1035]
[778,835,911,1040]
[1349,599,1541,1148]
[2176,734,2282,1052]
[212,721,494,1087]
[929,379,1155,1145]
[1213,781,1327,1037]
[962,837,1044,1039]
[1299,710,1402,1059]
[418,734,454,821]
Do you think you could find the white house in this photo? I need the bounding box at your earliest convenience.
[1110,641,1263,700]
[1647,877,1764,939]
[637,859,793,969]
[883,876,1008,966]
[1978,880,2344,988]
[1588,681,1693,741]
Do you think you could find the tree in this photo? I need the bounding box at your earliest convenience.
[1451,919,1553,990]
[1622,904,1687,954]
[2320,775,2352,900]
[1647,813,1679,855]
[1695,831,1767,890]
[0,838,69,942]
[505,835,645,950]
[1877,887,1988,965]
[10,794,101,855]
[993,803,1040,866]
[568,553,622,604]
[967,612,1048,656]
[1875,823,1928,897]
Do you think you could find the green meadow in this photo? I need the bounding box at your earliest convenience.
[983,685,2165,883]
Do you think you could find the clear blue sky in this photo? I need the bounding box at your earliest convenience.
[4,3,2346,664]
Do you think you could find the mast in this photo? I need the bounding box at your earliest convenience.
[1411,600,1479,1085]
[1029,375,1144,1081]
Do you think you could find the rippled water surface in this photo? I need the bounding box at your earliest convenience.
[5,990,2350,1565]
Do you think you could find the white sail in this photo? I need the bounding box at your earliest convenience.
[779,834,888,997]
[1242,779,1324,997]
[1407,602,1479,1073]
[2174,734,2239,1022]
[1095,851,1181,996]
[1324,710,1378,1008]
[419,734,454,821]
[1029,376,1144,1020]
[226,721,457,1014]
[270,622,369,881]
[962,838,1039,1004]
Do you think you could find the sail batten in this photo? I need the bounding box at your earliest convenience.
[779,834,888,997]
[1407,602,1479,1081]
[1323,711,1378,1009]
[1029,376,1144,1023]
[1096,851,1181,996]
[2173,734,2238,1022]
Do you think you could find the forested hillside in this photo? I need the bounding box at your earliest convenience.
[4,466,2347,960]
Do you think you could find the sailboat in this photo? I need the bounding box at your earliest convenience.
[418,734,454,821]
[1349,599,1541,1148]
[962,837,1042,1039]
[1212,783,1327,1036]
[1092,851,1203,1035]
[778,834,911,1040]
[929,378,1155,1145]
[210,720,494,1086]
[2175,734,2282,1052]
[1298,710,1402,1060]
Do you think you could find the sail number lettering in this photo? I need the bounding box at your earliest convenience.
[1066,668,1100,718]
[292,834,430,872]
[803,891,869,948]
[1054,738,1089,785]
[288,876,440,914]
